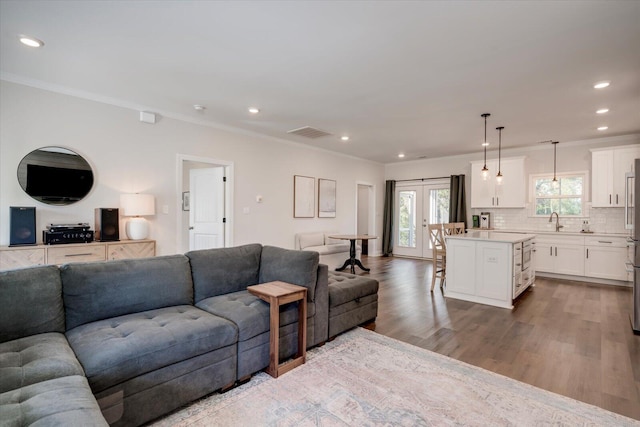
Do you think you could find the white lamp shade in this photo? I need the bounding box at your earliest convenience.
[120,194,155,217]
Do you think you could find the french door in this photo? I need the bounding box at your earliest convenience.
[394,181,450,258]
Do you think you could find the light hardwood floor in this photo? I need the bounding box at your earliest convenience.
[356,255,640,421]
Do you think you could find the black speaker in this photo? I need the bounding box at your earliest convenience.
[95,208,119,241]
[10,206,37,246]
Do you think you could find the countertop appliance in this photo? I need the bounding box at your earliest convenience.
[626,158,639,335]
[480,212,490,229]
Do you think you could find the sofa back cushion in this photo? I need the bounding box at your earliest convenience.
[187,243,263,303]
[62,255,193,330]
[324,232,342,245]
[259,246,319,302]
[0,265,65,343]
[297,232,325,250]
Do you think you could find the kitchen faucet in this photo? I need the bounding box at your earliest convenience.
[549,211,563,232]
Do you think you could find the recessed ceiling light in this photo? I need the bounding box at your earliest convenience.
[248,107,260,114]
[593,81,610,89]
[596,108,609,114]
[597,126,608,131]
[341,136,349,141]
[19,35,44,48]
[482,142,490,147]
[398,153,405,158]
[193,104,205,111]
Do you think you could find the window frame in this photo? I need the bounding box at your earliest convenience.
[529,170,589,218]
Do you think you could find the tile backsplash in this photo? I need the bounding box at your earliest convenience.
[471,204,631,235]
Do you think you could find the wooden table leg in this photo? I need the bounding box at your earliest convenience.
[268,296,279,377]
[298,295,307,360]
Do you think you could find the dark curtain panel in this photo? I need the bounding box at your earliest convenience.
[449,175,467,228]
[382,180,396,256]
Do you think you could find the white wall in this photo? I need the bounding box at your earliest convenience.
[0,81,385,255]
[385,134,640,234]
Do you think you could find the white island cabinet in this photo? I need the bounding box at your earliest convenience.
[445,231,536,309]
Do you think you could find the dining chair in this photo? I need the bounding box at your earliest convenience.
[443,222,465,236]
[428,223,447,291]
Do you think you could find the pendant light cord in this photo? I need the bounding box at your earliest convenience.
[553,141,558,181]
[481,113,490,168]
[496,126,504,175]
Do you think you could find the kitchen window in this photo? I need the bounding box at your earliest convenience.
[531,172,587,216]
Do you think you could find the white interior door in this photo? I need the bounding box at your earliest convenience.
[189,167,225,250]
[394,181,450,258]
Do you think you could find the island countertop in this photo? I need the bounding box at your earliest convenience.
[446,231,536,243]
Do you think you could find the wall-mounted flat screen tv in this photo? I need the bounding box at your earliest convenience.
[26,164,94,202]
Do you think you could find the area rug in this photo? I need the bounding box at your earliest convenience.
[152,328,638,426]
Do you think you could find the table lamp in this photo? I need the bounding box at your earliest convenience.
[120,193,155,240]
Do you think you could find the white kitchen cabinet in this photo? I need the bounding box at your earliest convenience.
[471,157,526,208]
[475,242,511,300]
[534,234,585,276]
[591,145,640,207]
[446,238,477,296]
[446,232,535,309]
[584,236,630,281]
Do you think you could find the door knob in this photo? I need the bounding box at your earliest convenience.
[189,226,194,230]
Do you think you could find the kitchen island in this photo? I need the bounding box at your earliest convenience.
[445,231,536,309]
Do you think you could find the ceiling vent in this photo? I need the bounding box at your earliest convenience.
[287,126,332,139]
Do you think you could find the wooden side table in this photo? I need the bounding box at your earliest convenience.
[247,281,307,378]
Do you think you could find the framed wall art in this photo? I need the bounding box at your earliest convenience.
[182,191,190,211]
[293,175,315,218]
[318,178,336,218]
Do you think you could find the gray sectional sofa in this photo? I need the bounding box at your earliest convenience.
[0,244,336,427]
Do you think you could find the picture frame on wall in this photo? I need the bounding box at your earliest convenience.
[182,191,190,211]
[293,175,315,218]
[318,178,336,218]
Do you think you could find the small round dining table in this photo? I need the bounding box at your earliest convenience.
[327,234,378,274]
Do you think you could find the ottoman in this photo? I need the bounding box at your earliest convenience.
[327,271,379,338]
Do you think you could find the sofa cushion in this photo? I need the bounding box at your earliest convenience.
[328,272,379,307]
[304,244,350,256]
[0,375,107,427]
[65,305,237,393]
[62,255,194,330]
[324,232,342,245]
[298,232,325,249]
[259,246,319,302]
[0,265,64,343]
[186,244,262,303]
[0,332,85,394]
[196,290,314,342]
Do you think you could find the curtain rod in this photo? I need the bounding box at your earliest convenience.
[394,176,451,183]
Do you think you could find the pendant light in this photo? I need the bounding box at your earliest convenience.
[495,126,504,185]
[552,141,559,188]
[481,113,490,180]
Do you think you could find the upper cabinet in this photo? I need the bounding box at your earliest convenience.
[591,145,640,207]
[471,157,526,208]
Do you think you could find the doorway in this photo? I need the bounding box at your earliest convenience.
[177,155,234,254]
[393,180,449,258]
[356,182,375,255]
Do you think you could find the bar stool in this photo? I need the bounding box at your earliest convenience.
[428,223,447,291]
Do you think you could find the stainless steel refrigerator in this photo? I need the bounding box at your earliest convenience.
[626,158,640,335]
